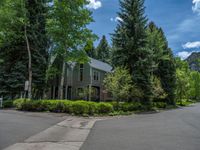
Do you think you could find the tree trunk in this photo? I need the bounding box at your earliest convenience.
[59,60,66,99]
[25,26,32,99]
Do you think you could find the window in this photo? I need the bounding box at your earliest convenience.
[77,88,85,99]
[77,88,84,96]
[79,64,84,81]
[93,71,100,81]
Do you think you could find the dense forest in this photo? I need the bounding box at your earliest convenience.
[0,0,200,107]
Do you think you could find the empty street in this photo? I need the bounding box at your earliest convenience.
[0,110,66,149]
[81,103,200,150]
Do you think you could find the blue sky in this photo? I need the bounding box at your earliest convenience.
[87,0,200,59]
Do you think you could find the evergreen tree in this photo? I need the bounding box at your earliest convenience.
[96,35,110,63]
[0,42,27,99]
[157,30,176,105]
[146,22,167,74]
[84,40,97,58]
[0,0,49,99]
[146,22,176,104]
[158,51,176,105]
[112,0,153,104]
[0,0,27,99]
[26,0,49,98]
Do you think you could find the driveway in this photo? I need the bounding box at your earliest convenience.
[0,110,66,149]
[81,103,200,150]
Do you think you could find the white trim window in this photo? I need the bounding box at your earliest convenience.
[93,70,100,81]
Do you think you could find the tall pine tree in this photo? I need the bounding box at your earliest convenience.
[26,0,49,98]
[112,0,153,104]
[146,22,176,104]
[0,0,28,99]
[158,48,176,105]
[0,0,49,99]
[157,29,176,105]
[84,40,97,58]
[96,35,111,63]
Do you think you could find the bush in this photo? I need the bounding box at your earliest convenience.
[109,102,120,111]
[109,111,132,116]
[72,101,89,115]
[13,99,114,116]
[13,99,28,110]
[87,102,98,115]
[3,100,14,108]
[121,102,142,112]
[153,102,167,109]
[97,103,113,114]
[63,101,73,113]
[14,99,169,115]
[176,100,194,107]
[48,100,66,113]
[109,102,142,112]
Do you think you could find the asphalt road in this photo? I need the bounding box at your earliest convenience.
[81,103,200,150]
[0,110,66,150]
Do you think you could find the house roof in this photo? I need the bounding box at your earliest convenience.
[49,54,112,72]
[89,57,112,72]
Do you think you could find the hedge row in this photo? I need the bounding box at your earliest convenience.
[2,100,14,108]
[13,99,114,115]
[7,99,168,116]
[109,102,143,112]
[109,102,167,111]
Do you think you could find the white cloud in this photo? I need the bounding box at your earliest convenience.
[110,17,123,22]
[115,17,123,22]
[182,41,200,49]
[87,0,102,10]
[110,18,114,22]
[192,0,200,15]
[177,51,193,60]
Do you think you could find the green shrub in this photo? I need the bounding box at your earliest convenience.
[48,100,64,112]
[97,103,113,114]
[121,102,142,112]
[13,99,115,116]
[72,101,89,115]
[37,100,49,111]
[109,102,142,112]
[3,100,14,108]
[153,102,167,109]
[109,102,119,111]
[140,104,154,111]
[13,99,29,110]
[87,102,98,115]
[109,111,132,116]
[176,100,193,107]
[63,101,73,113]
[21,100,36,111]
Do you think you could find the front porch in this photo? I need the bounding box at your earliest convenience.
[49,85,102,102]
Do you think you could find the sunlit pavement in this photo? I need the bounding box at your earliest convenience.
[0,110,66,149]
[81,103,200,150]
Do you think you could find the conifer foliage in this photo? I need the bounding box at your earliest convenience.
[112,0,153,104]
[0,0,49,99]
[146,22,176,104]
[96,35,111,63]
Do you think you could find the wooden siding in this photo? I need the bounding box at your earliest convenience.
[48,62,112,101]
